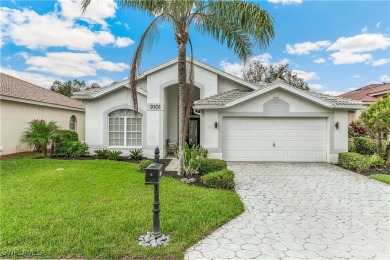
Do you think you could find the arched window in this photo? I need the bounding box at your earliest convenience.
[108,109,142,147]
[69,115,77,131]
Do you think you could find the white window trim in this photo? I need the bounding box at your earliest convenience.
[69,115,77,131]
[108,113,143,148]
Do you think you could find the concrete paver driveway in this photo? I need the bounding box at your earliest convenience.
[185,163,390,260]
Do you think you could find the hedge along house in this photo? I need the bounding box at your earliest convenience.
[73,58,363,163]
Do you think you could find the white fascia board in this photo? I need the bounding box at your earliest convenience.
[192,104,224,109]
[224,82,334,109]
[142,57,258,91]
[334,105,365,110]
[1,95,85,112]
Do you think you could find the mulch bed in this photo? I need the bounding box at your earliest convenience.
[359,165,390,177]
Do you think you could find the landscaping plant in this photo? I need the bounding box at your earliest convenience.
[370,154,385,167]
[129,148,144,160]
[338,152,371,173]
[21,119,58,157]
[57,141,89,159]
[193,158,228,175]
[201,169,235,190]
[138,159,153,173]
[94,149,109,159]
[360,94,390,154]
[352,137,377,155]
[50,130,79,157]
[106,150,123,160]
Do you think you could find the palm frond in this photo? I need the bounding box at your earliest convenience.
[197,0,274,54]
[129,16,163,111]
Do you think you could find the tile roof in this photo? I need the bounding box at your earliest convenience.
[194,86,362,107]
[0,73,85,110]
[73,81,147,99]
[339,83,390,102]
[194,89,252,106]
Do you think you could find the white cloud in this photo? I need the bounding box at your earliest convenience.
[87,77,115,87]
[348,87,357,91]
[124,23,130,30]
[268,0,303,5]
[371,58,390,66]
[286,41,331,55]
[114,37,135,47]
[361,26,368,33]
[0,67,60,88]
[219,53,283,78]
[219,60,243,78]
[352,75,360,78]
[380,75,390,82]
[58,0,117,27]
[313,58,326,64]
[330,52,372,65]
[376,21,382,28]
[291,69,318,81]
[1,7,115,51]
[322,90,345,96]
[327,33,390,53]
[25,52,127,77]
[309,83,325,90]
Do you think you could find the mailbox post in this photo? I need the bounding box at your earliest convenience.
[145,147,163,238]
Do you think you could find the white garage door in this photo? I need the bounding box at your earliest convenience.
[223,118,327,162]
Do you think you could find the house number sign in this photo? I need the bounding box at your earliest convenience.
[147,103,163,111]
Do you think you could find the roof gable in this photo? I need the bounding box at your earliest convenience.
[194,79,363,109]
[73,57,257,100]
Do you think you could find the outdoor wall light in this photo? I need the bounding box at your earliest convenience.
[335,122,339,129]
[215,122,218,129]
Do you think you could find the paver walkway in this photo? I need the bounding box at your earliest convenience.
[185,163,390,260]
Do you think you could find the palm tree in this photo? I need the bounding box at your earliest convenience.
[82,0,274,175]
[21,119,58,157]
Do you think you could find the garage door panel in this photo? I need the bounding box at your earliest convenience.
[223,117,327,162]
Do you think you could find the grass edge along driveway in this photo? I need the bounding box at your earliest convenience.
[0,155,244,259]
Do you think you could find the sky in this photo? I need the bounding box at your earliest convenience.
[1,0,389,96]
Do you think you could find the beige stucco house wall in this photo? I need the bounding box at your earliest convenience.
[0,73,85,156]
[0,100,85,155]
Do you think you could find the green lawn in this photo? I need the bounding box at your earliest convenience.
[370,174,390,185]
[0,155,244,259]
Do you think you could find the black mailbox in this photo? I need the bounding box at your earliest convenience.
[145,163,163,185]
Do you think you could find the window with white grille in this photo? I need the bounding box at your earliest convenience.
[108,109,142,147]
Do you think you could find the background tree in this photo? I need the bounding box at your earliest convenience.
[21,119,58,157]
[360,94,390,154]
[50,79,86,97]
[82,0,274,175]
[242,62,309,90]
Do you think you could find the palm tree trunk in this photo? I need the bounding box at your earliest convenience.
[177,41,187,176]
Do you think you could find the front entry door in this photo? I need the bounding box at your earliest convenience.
[187,118,200,146]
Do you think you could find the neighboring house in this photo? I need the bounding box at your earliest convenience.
[73,58,362,163]
[0,73,85,156]
[339,83,390,123]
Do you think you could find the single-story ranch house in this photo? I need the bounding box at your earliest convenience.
[74,58,362,163]
[0,73,85,156]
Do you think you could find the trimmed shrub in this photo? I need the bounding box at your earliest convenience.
[193,158,227,175]
[57,141,89,158]
[51,130,79,156]
[348,138,356,152]
[353,137,376,155]
[370,154,385,167]
[201,169,234,190]
[338,152,371,173]
[139,159,153,173]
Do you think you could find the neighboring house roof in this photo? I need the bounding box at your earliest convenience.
[194,79,363,110]
[339,83,390,104]
[0,73,85,111]
[73,57,258,100]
